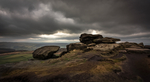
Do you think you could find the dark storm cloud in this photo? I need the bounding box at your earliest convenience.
[0,0,85,37]
[51,0,150,34]
[0,0,150,43]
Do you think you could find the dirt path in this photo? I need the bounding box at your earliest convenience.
[121,52,150,82]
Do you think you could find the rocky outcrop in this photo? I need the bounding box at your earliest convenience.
[32,46,60,60]
[79,33,120,44]
[119,42,144,48]
[80,33,103,44]
[67,42,87,52]
[66,33,121,52]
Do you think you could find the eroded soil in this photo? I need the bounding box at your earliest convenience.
[121,52,150,82]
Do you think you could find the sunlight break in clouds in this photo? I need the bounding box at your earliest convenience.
[39,31,77,39]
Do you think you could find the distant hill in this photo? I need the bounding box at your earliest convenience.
[0,48,15,54]
[0,42,69,51]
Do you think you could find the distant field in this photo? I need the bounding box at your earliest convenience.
[0,42,69,51]
[0,53,33,65]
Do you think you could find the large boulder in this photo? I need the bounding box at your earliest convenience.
[32,46,60,60]
[79,33,120,44]
[80,33,103,44]
[93,37,120,43]
[67,42,87,52]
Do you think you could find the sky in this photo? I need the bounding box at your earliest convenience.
[0,0,150,44]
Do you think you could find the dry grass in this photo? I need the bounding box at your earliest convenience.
[1,49,134,82]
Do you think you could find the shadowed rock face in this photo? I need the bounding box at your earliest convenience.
[138,42,144,48]
[32,46,60,60]
[67,42,87,52]
[93,37,120,43]
[80,33,120,44]
[119,42,144,48]
[66,33,121,52]
[80,33,103,44]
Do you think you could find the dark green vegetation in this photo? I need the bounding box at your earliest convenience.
[0,52,33,65]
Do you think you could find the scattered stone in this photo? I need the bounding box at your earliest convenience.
[67,42,87,52]
[32,46,60,60]
[80,33,103,44]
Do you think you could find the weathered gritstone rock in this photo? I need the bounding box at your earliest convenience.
[80,33,103,44]
[32,46,60,60]
[119,42,143,48]
[67,42,87,52]
[80,33,120,44]
[93,37,120,43]
[87,43,96,47]
[88,44,120,51]
[138,42,144,48]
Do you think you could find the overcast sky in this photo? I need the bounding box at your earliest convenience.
[0,0,150,44]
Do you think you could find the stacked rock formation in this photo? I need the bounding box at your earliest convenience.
[80,33,120,44]
[33,33,147,60]
[67,33,121,52]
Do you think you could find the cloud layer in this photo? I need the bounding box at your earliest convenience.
[0,0,150,44]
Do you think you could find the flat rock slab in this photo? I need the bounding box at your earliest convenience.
[33,46,60,60]
[125,48,150,51]
[88,44,120,51]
